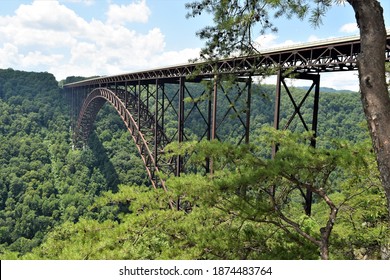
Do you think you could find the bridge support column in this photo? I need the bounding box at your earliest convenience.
[70,86,88,147]
[206,75,219,175]
[211,75,218,142]
[273,71,320,216]
[154,80,159,175]
[176,77,185,177]
[245,76,252,144]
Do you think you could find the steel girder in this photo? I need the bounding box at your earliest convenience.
[64,33,390,89]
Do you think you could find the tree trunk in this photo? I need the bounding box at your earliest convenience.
[320,227,330,260]
[346,0,390,222]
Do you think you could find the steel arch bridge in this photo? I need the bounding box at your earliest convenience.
[64,32,390,213]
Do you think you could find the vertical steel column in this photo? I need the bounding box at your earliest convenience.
[270,70,283,199]
[305,74,320,216]
[74,88,77,124]
[71,88,76,146]
[176,77,185,176]
[83,87,88,118]
[161,84,165,134]
[245,77,252,144]
[124,81,128,107]
[71,88,74,126]
[82,86,89,147]
[146,82,150,114]
[311,75,320,148]
[137,80,141,129]
[205,79,213,174]
[212,75,218,141]
[272,70,282,158]
[208,75,219,175]
[238,76,252,198]
[75,87,82,146]
[154,79,159,172]
[77,88,81,120]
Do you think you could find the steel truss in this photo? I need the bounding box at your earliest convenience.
[65,33,390,88]
[68,76,252,189]
[273,71,320,216]
[64,33,390,212]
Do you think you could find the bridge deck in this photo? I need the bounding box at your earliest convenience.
[64,31,390,88]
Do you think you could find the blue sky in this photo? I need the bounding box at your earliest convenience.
[0,0,389,90]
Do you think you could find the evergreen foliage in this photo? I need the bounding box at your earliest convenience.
[0,68,387,259]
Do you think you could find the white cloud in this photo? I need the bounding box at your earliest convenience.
[0,43,64,70]
[307,35,320,42]
[0,0,201,80]
[254,34,304,51]
[0,43,21,68]
[60,0,95,5]
[340,23,359,34]
[22,51,64,69]
[320,71,359,91]
[254,34,279,49]
[151,48,202,67]
[106,0,151,25]
[15,1,85,32]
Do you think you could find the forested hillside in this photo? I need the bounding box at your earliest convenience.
[0,69,148,255]
[0,69,387,259]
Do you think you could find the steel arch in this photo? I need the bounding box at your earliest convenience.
[75,87,173,192]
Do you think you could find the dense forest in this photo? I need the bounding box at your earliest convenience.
[0,68,388,259]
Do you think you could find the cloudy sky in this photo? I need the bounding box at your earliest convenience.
[0,0,389,90]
